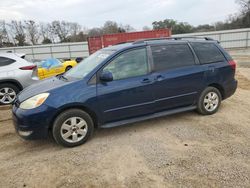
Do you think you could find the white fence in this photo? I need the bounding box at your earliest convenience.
[173,28,250,49]
[0,42,89,60]
[1,28,250,60]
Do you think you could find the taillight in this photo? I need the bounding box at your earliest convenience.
[19,65,37,70]
[228,60,236,70]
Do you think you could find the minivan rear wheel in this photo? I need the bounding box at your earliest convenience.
[0,83,19,105]
[197,87,222,115]
[52,109,94,147]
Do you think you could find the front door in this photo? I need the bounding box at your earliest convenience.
[97,47,155,124]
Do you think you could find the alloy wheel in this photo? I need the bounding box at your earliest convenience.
[0,87,17,104]
[203,92,219,112]
[60,117,88,143]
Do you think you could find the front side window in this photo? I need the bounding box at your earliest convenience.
[191,42,226,64]
[103,48,148,80]
[151,44,195,71]
[0,57,15,67]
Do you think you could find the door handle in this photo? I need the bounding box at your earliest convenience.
[141,78,151,84]
[155,75,164,81]
[208,66,215,72]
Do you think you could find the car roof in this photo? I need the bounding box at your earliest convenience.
[133,37,218,45]
[102,37,218,51]
[102,42,136,51]
[0,52,22,60]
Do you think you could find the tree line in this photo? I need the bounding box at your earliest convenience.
[153,0,250,34]
[0,0,249,47]
[0,20,137,47]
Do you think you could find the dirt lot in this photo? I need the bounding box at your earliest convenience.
[0,68,250,188]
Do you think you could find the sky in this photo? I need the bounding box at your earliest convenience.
[0,0,240,30]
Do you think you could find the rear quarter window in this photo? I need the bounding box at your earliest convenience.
[191,42,226,64]
[0,57,16,67]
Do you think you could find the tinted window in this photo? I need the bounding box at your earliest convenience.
[151,44,195,71]
[103,48,148,80]
[191,43,226,64]
[0,57,15,67]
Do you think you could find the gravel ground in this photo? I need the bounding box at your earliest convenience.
[0,67,249,188]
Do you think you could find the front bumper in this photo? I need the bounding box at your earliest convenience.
[12,102,56,140]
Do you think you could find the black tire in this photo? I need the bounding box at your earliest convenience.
[197,87,222,115]
[65,66,72,72]
[0,83,20,105]
[52,109,94,147]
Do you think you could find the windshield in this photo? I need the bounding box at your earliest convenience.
[36,59,62,68]
[64,50,114,80]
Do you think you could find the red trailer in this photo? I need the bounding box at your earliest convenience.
[88,29,171,54]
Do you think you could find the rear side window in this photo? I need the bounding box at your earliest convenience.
[191,43,226,64]
[0,57,15,67]
[151,44,195,71]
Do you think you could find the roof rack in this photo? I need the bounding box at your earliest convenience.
[133,36,216,44]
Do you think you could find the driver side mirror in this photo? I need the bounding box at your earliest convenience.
[100,71,113,82]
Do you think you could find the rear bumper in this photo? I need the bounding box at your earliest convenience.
[18,70,40,88]
[223,79,238,99]
[20,77,39,89]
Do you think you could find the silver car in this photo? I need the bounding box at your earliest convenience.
[0,53,38,105]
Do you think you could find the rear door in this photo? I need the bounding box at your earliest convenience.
[97,47,155,124]
[150,43,205,112]
[190,42,231,85]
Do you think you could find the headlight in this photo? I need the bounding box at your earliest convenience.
[20,93,50,110]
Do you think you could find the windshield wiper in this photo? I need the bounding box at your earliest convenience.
[58,74,68,81]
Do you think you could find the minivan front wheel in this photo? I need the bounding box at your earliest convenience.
[197,87,222,115]
[52,109,94,147]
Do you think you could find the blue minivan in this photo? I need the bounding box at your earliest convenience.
[12,37,237,147]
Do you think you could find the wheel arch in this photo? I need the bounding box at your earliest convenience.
[65,65,72,71]
[208,83,225,99]
[49,104,99,130]
[0,79,23,91]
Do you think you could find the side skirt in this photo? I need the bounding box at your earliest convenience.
[100,106,197,128]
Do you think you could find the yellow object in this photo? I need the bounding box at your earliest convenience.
[38,60,77,80]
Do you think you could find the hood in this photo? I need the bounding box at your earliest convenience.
[18,77,72,102]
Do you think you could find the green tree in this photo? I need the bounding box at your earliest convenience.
[88,28,103,37]
[102,21,125,34]
[195,24,215,32]
[42,38,52,44]
[152,19,194,34]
